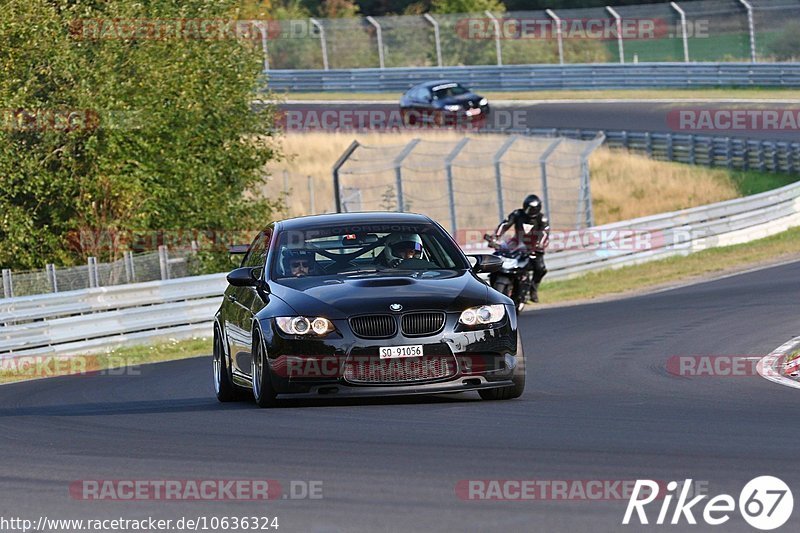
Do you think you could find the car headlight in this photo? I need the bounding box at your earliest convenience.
[458,304,505,326]
[276,316,335,336]
[479,97,488,106]
[444,104,461,111]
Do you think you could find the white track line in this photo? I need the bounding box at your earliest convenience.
[757,336,800,390]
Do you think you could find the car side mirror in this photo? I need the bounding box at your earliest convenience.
[469,254,503,274]
[227,266,269,292]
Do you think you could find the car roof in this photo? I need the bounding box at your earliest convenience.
[275,211,434,231]
[409,80,463,90]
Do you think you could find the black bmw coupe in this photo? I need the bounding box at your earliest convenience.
[213,212,525,407]
[399,80,489,126]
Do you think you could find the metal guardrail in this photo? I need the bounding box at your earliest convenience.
[502,127,800,174]
[2,178,799,357]
[265,62,800,92]
[0,274,226,357]
[463,177,800,280]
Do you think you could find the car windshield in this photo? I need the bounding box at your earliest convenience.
[432,83,469,98]
[271,222,468,279]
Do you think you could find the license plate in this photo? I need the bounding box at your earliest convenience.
[379,345,423,359]
[466,108,481,116]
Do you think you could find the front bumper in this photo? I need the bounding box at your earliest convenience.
[261,309,519,396]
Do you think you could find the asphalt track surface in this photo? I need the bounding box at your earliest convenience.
[1,259,799,532]
[280,101,800,141]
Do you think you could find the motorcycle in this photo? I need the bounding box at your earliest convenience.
[481,234,534,312]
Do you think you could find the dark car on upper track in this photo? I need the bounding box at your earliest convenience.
[213,212,525,407]
[399,80,489,127]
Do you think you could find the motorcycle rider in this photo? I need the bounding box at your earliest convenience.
[493,194,550,302]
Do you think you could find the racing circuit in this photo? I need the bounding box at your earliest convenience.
[1,258,798,532]
[280,100,800,141]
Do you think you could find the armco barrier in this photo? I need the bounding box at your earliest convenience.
[0,274,226,357]
[2,180,800,358]
[265,63,800,93]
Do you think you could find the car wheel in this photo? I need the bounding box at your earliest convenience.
[252,328,279,408]
[213,325,238,402]
[479,336,526,401]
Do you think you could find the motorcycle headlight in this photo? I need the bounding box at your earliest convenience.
[458,304,505,326]
[444,104,461,111]
[479,97,488,106]
[276,316,335,336]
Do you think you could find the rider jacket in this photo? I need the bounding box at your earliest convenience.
[494,209,550,254]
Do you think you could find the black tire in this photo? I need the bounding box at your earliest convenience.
[252,329,279,408]
[213,325,238,402]
[479,336,526,401]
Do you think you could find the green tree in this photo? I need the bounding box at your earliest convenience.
[0,0,283,270]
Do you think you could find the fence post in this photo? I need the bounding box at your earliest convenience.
[726,137,734,169]
[393,139,421,212]
[444,138,470,235]
[283,169,290,195]
[539,138,563,219]
[666,133,674,161]
[255,22,270,71]
[580,133,605,228]
[88,257,99,288]
[124,251,135,283]
[158,245,169,280]
[738,0,757,62]
[606,6,625,64]
[423,14,443,67]
[757,141,766,172]
[46,263,58,293]
[309,18,329,70]
[366,16,385,69]
[2,269,13,299]
[493,135,519,223]
[645,132,653,157]
[621,130,628,149]
[545,9,564,65]
[770,142,778,172]
[485,10,503,66]
[332,140,361,213]
[670,2,690,63]
[308,175,316,214]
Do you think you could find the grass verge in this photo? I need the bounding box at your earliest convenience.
[279,88,800,102]
[0,337,211,385]
[540,226,800,304]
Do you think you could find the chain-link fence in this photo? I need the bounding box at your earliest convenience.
[265,0,800,70]
[1,247,195,299]
[330,134,604,240]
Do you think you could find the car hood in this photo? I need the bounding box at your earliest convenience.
[268,270,491,319]
[437,92,483,106]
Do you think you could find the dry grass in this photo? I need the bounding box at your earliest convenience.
[263,132,741,225]
[589,148,739,223]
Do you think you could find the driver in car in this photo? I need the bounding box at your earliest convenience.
[375,233,439,270]
[283,251,316,277]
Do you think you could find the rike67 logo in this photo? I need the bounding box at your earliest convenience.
[623,476,793,530]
